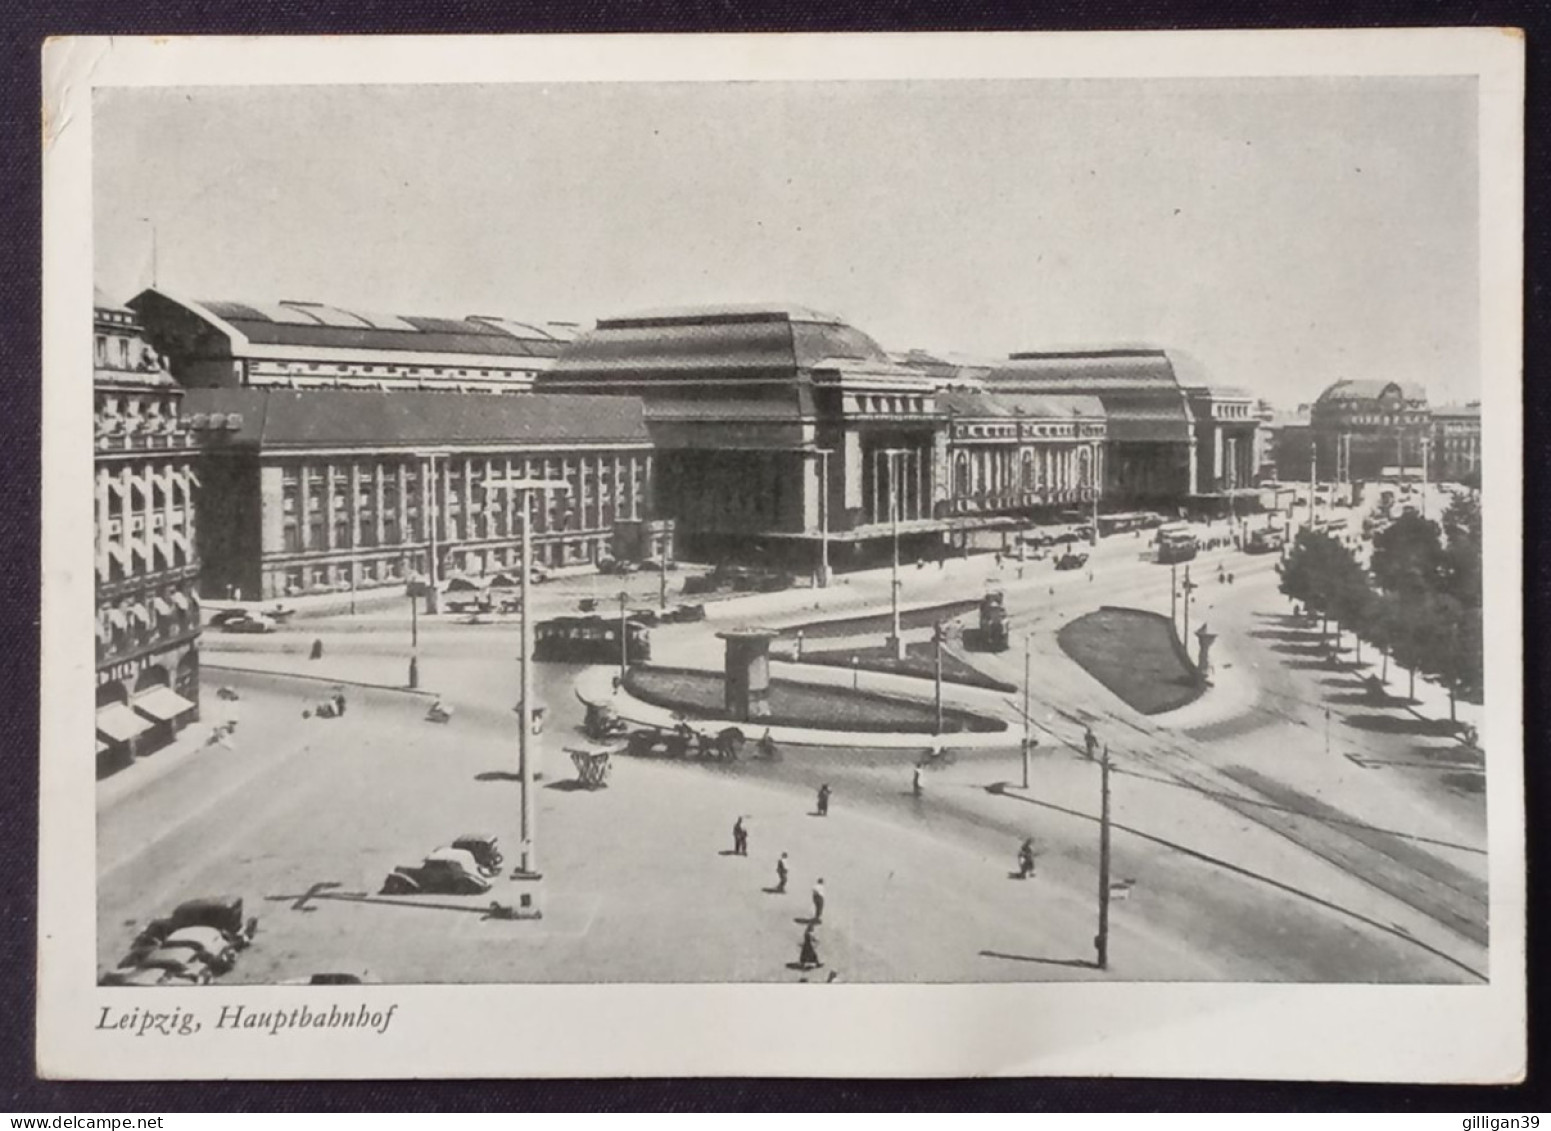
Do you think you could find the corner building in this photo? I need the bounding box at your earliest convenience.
[94,294,203,775]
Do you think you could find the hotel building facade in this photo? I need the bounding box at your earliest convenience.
[94,294,204,774]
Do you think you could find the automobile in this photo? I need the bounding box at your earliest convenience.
[219,612,278,634]
[1054,550,1089,571]
[123,925,240,976]
[597,557,640,576]
[280,971,380,986]
[640,556,678,572]
[380,849,493,896]
[100,959,211,987]
[450,834,504,876]
[135,896,255,944]
[208,608,249,628]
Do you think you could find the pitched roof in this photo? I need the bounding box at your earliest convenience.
[181,389,651,449]
[130,290,570,364]
[548,304,901,390]
[1316,379,1428,404]
[984,351,1188,441]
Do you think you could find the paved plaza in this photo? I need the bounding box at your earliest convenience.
[98,506,1486,985]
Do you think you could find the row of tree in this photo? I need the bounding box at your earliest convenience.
[1278,493,1482,720]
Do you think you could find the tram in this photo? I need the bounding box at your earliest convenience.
[1155,523,1199,564]
[533,616,653,664]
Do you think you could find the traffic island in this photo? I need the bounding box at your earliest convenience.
[623,665,1005,735]
[1057,607,1206,716]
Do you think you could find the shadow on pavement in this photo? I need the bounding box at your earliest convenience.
[1344,714,1464,737]
[978,950,1098,970]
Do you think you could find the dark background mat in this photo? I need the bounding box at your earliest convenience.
[2,0,1546,1112]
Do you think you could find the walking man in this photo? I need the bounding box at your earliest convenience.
[732,817,748,857]
[1083,725,1099,762]
[797,922,822,970]
[816,783,831,817]
[775,852,789,893]
[811,878,826,924]
[1017,837,1037,880]
[912,764,924,798]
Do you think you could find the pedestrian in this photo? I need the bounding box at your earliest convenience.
[816,783,831,817]
[912,764,924,798]
[775,852,789,893]
[334,690,347,716]
[811,878,826,924]
[733,817,747,856]
[797,922,822,970]
[1017,837,1037,879]
[1227,573,1235,585]
[310,638,324,660]
[1083,725,1098,761]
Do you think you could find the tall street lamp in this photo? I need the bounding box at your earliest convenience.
[813,447,834,588]
[879,447,913,659]
[483,474,571,881]
[1095,742,1113,970]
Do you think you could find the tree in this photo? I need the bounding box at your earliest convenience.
[1370,513,1446,599]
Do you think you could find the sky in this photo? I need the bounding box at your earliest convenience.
[93,77,1481,407]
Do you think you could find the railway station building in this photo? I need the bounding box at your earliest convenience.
[544,304,1112,571]
[982,350,1259,511]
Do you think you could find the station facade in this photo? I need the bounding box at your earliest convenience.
[94,294,204,774]
[543,305,1115,570]
[982,350,1258,510]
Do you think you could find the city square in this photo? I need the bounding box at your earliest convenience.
[86,75,1489,991]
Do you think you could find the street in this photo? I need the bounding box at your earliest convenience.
[98,516,1487,985]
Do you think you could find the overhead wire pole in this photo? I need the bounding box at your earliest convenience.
[483,474,570,882]
[817,447,833,588]
[618,591,630,683]
[1021,637,1032,790]
[1095,742,1112,970]
[879,447,912,659]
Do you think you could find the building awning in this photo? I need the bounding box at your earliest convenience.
[132,686,197,723]
[97,702,154,743]
[171,591,192,613]
[96,737,109,756]
[152,596,175,617]
[106,608,127,630]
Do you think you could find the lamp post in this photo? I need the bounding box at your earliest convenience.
[932,620,946,736]
[408,581,420,689]
[616,590,630,682]
[1095,742,1113,970]
[1021,636,1032,790]
[812,447,835,588]
[482,474,571,881]
[1181,565,1199,646]
[879,447,912,659]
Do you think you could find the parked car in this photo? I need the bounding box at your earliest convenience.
[380,849,493,896]
[1054,550,1089,571]
[450,834,504,877]
[597,557,640,576]
[219,612,278,634]
[100,957,212,987]
[104,896,256,986]
[280,970,379,985]
[208,608,249,628]
[123,925,240,976]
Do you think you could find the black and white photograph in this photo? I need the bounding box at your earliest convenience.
[39,31,1524,1080]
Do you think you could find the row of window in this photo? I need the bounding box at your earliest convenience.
[253,361,532,380]
[272,537,607,596]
